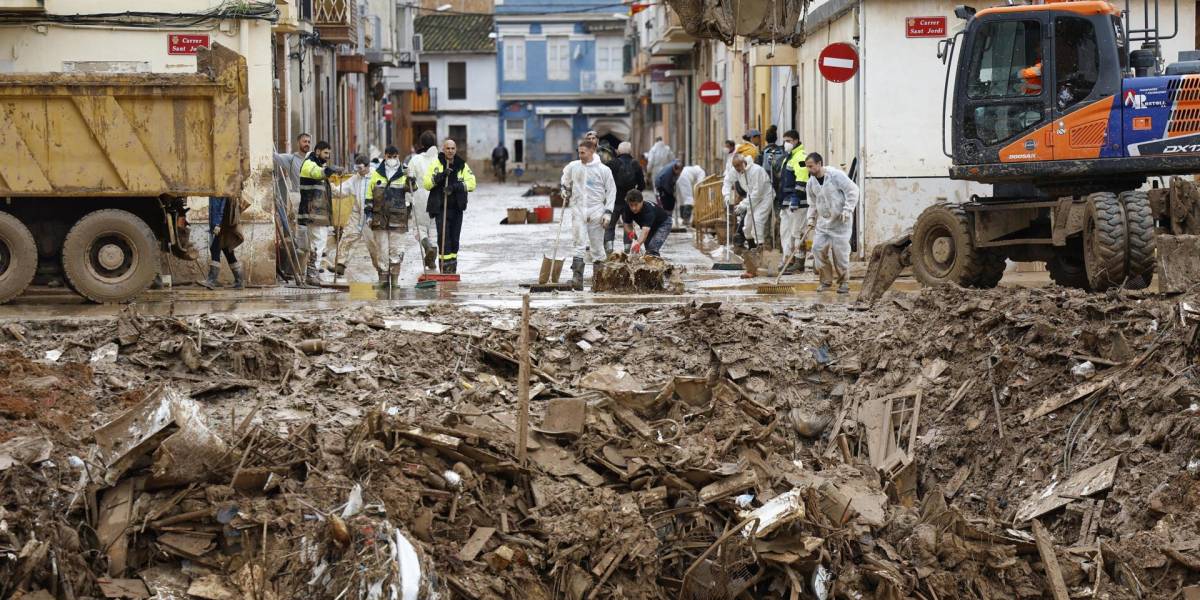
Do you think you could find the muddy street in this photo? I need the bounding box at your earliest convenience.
[2,279,1199,599]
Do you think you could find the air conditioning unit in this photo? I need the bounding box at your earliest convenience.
[398,51,416,66]
[413,33,424,53]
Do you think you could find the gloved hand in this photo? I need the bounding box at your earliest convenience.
[808,217,817,228]
[840,209,853,223]
[735,203,748,216]
[452,179,465,194]
[560,185,572,200]
[631,241,642,254]
[324,166,336,177]
[602,214,611,228]
[626,230,636,241]
[433,171,447,187]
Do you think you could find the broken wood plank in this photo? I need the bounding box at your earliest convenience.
[516,294,531,467]
[458,527,496,562]
[1032,519,1071,600]
[940,378,975,418]
[1023,376,1115,422]
[1016,456,1119,521]
[699,471,757,504]
[944,465,971,499]
[97,479,136,576]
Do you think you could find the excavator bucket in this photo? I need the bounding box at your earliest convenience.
[858,232,913,303]
[1152,177,1200,293]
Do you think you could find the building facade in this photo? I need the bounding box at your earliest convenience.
[495,0,633,174]
[414,13,498,172]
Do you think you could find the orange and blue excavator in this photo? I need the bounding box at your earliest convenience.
[862,0,1200,300]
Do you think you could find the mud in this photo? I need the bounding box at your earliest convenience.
[593,254,684,294]
[1,286,1199,599]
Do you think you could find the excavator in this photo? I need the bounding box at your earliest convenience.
[861,0,1200,301]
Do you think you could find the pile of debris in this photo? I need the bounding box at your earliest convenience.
[1,287,1198,599]
[593,254,684,294]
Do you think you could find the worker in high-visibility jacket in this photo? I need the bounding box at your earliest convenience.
[779,130,810,273]
[368,146,410,287]
[299,141,340,285]
[422,138,476,274]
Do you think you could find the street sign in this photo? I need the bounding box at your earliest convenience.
[167,33,210,56]
[906,16,947,38]
[698,81,723,105]
[818,43,859,83]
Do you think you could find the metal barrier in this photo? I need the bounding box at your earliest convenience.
[691,175,727,245]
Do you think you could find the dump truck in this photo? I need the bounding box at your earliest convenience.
[0,44,249,303]
[861,0,1200,301]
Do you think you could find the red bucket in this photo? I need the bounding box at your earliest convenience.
[534,206,553,223]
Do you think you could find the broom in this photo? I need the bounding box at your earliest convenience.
[712,183,744,271]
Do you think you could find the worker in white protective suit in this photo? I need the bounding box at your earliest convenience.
[406,130,440,271]
[724,153,773,242]
[675,164,706,227]
[804,152,859,294]
[560,139,616,290]
[331,154,378,283]
[645,137,673,189]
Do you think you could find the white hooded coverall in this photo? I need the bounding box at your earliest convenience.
[561,155,616,262]
[723,162,774,245]
[805,167,860,285]
[334,172,377,273]
[406,146,439,242]
[676,165,706,208]
[645,141,673,188]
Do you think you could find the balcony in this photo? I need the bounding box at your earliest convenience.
[410,88,437,113]
[650,6,694,56]
[581,71,628,95]
[313,0,357,44]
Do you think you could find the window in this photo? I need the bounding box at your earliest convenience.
[504,37,526,81]
[449,125,468,159]
[1054,16,1100,110]
[596,36,623,77]
[966,20,1042,99]
[448,62,467,100]
[544,119,574,154]
[962,20,1047,146]
[547,37,570,81]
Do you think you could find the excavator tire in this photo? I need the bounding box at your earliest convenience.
[1121,190,1156,290]
[911,203,1006,289]
[1047,240,1090,291]
[0,211,38,304]
[1083,192,1128,291]
[62,209,160,304]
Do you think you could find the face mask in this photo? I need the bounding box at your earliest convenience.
[386,158,399,168]
[784,142,795,153]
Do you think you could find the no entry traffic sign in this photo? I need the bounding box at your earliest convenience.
[698,81,723,105]
[818,43,859,83]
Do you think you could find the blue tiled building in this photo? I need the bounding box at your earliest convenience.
[495,0,632,171]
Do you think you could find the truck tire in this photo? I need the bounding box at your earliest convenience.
[0,211,38,303]
[1120,190,1155,290]
[911,203,1006,289]
[62,209,160,304]
[1083,192,1128,291]
[1047,242,1091,291]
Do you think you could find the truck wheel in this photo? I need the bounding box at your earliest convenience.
[1047,242,1091,291]
[62,209,160,304]
[912,203,1006,289]
[1120,190,1155,290]
[1083,192,1128,291]
[0,211,38,303]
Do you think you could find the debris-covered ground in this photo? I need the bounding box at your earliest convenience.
[2,287,1199,599]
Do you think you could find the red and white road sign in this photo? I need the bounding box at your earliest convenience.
[818,43,859,83]
[698,81,723,105]
[167,33,210,56]
[906,16,947,38]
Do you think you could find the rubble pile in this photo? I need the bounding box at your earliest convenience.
[0,288,1198,599]
[593,254,684,294]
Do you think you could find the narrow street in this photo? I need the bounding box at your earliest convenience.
[3,1,1200,600]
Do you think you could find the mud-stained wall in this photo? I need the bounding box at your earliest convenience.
[0,1,279,283]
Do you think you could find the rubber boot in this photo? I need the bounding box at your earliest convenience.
[231,263,245,290]
[571,257,585,290]
[604,240,614,256]
[389,259,403,288]
[377,271,389,287]
[592,261,605,291]
[837,282,850,295]
[443,259,457,275]
[422,238,437,270]
[199,261,221,289]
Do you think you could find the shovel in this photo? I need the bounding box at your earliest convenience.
[540,188,570,284]
[774,221,812,285]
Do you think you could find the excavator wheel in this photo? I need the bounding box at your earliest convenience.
[911,203,1006,289]
[1120,190,1156,290]
[1047,240,1091,291]
[62,209,160,304]
[0,211,38,304]
[1083,192,1128,291]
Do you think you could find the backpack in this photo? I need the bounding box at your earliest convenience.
[762,145,786,185]
[612,156,639,191]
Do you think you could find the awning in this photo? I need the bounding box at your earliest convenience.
[581,105,627,115]
[535,106,580,115]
